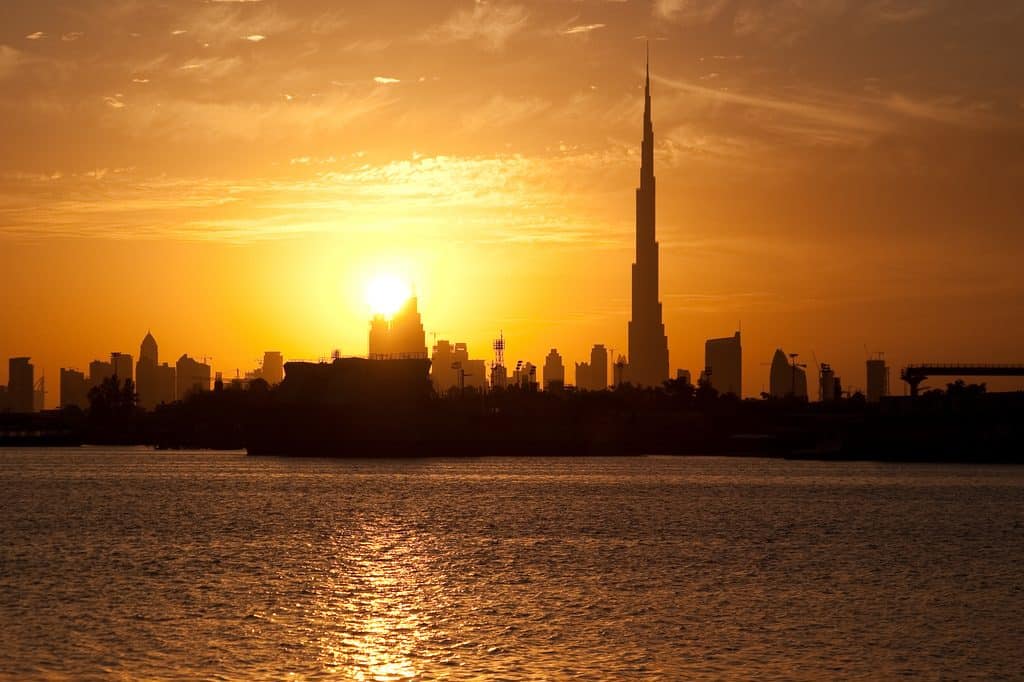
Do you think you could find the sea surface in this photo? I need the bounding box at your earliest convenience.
[1,449,1022,680]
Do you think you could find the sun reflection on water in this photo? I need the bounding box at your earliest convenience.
[315,518,438,681]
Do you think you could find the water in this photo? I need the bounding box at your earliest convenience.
[1,449,1022,680]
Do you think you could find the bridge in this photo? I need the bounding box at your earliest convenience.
[900,364,1024,396]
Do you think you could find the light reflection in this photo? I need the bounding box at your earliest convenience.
[315,518,439,680]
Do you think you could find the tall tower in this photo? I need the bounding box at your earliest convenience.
[627,47,670,387]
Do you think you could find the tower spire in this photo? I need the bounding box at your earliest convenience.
[627,43,669,387]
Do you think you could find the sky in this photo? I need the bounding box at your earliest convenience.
[2,0,1024,404]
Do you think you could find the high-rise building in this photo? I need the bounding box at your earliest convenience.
[431,340,487,393]
[866,357,889,402]
[575,344,609,391]
[176,354,211,398]
[543,349,565,390]
[89,359,114,387]
[626,50,670,388]
[136,332,159,409]
[33,375,45,412]
[136,333,175,409]
[818,363,841,402]
[110,352,133,384]
[368,297,427,359]
[8,357,34,413]
[140,332,157,364]
[262,352,284,385]
[769,348,807,399]
[704,332,742,397]
[60,368,90,409]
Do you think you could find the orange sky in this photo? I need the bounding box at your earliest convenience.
[2,0,1024,405]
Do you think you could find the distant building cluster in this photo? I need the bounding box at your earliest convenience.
[0,333,286,413]
[0,54,901,415]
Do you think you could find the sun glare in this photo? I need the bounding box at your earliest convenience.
[365,274,411,317]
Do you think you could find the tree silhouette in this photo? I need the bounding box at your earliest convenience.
[88,376,138,424]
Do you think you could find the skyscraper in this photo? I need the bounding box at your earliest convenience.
[136,332,159,409]
[704,332,742,397]
[368,297,427,359]
[8,357,34,413]
[575,344,609,391]
[59,368,89,409]
[176,354,211,399]
[543,349,565,390]
[626,48,670,387]
[110,352,133,384]
[866,357,889,402]
[134,332,176,409]
[769,348,808,399]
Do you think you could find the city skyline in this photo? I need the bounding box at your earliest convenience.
[3,1,1024,403]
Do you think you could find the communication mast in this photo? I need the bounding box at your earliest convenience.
[492,332,505,368]
[490,332,507,389]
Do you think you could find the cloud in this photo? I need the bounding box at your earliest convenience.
[104,95,126,109]
[373,76,400,84]
[426,1,529,51]
[244,34,266,42]
[0,152,622,245]
[25,32,46,40]
[561,23,606,35]
[654,0,730,24]
[61,32,84,42]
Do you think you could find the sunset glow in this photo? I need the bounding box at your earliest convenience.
[365,275,412,318]
[1,1,1023,402]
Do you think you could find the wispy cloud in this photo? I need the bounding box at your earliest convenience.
[654,0,730,24]
[61,32,84,42]
[561,23,606,35]
[373,76,400,84]
[243,34,266,42]
[426,1,529,50]
[0,153,625,246]
[25,32,46,40]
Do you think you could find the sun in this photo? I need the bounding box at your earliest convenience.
[365,274,412,317]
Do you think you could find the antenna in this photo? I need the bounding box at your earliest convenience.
[492,331,505,368]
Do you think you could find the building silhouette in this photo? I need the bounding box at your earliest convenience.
[110,352,133,384]
[704,332,742,396]
[576,344,609,391]
[512,361,538,389]
[33,375,45,412]
[867,356,889,402]
[89,359,114,387]
[626,50,670,388]
[136,332,176,409]
[818,363,841,402]
[176,354,211,399]
[8,357,34,413]
[368,297,427,359]
[431,340,486,393]
[769,348,807,399]
[676,369,692,385]
[262,352,285,385]
[543,349,565,390]
[59,368,89,409]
